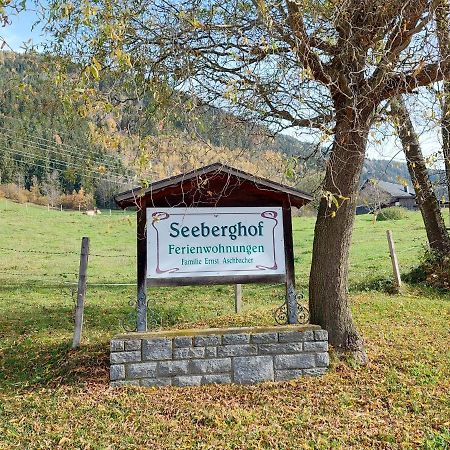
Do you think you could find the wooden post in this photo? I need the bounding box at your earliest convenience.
[137,205,147,331]
[283,203,298,324]
[386,230,401,292]
[234,284,242,313]
[72,237,89,348]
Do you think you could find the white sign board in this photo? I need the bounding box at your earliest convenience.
[146,207,285,280]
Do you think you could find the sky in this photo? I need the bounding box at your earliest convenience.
[0,4,444,166]
[1,5,45,52]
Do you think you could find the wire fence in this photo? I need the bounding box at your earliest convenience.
[0,236,427,288]
[0,246,134,258]
[0,244,137,287]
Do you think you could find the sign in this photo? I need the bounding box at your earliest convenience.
[146,207,285,280]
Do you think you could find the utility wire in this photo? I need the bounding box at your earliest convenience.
[0,146,131,182]
[2,152,131,186]
[0,113,126,163]
[0,247,134,257]
[0,130,128,174]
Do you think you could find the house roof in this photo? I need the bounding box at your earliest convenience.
[362,179,416,199]
[115,163,313,209]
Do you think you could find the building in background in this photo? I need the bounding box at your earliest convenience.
[356,179,417,215]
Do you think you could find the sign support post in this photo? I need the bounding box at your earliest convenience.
[234,284,242,313]
[283,203,298,324]
[137,204,147,331]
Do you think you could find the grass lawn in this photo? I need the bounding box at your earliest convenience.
[0,199,449,448]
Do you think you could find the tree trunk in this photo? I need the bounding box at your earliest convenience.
[391,97,450,254]
[436,1,450,216]
[442,82,450,217]
[309,106,370,364]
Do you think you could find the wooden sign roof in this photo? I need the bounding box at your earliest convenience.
[115,163,312,209]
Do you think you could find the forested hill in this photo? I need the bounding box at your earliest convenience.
[0,51,424,208]
[362,159,410,185]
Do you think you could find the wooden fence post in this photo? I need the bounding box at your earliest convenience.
[386,230,401,293]
[234,284,242,313]
[72,237,90,348]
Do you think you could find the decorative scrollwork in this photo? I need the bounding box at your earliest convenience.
[120,296,138,332]
[273,290,310,325]
[121,296,162,332]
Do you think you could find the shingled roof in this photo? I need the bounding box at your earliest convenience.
[115,163,313,209]
[361,179,416,199]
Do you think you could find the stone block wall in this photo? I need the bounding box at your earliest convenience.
[110,325,329,387]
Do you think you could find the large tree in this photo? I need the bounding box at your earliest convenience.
[436,0,450,213]
[390,96,450,254]
[46,0,449,361]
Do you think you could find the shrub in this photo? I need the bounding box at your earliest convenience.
[59,188,95,210]
[404,249,450,290]
[0,183,28,203]
[377,206,409,221]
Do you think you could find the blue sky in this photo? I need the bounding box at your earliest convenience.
[1,4,45,51]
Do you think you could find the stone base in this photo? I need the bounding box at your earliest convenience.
[110,325,329,387]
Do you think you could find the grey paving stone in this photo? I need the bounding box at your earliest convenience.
[157,360,189,376]
[202,374,232,385]
[140,378,172,387]
[189,358,232,374]
[259,343,303,354]
[110,340,124,352]
[278,331,314,343]
[124,339,141,351]
[172,375,202,387]
[173,336,193,348]
[126,362,157,379]
[303,368,327,376]
[204,347,217,358]
[233,356,274,384]
[110,364,125,381]
[193,335,221,347]
[142,338,172,360]
[222,333,250,345]
[316,352,330,367]
[314,329,328,341]
[304,341,328,352]
[174,347,205,359]
[274,354,315,370]
[250,333,278,344]
[110,351,141,364]
[217,344,258,357]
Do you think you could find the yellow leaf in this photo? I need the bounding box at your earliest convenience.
[58,437,70,446]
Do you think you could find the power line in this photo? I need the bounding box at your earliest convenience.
[0,112,127,163]
[0,144,130,182]
[2,151,131,186]
[0,247,133,257]
[0,147,132,183]
[0,127,126,170]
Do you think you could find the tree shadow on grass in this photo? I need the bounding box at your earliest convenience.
[0,339,110,391]
[0,299,231,391]
[350,276,396,293]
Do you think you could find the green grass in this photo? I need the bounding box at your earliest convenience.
[0,199,449,449]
